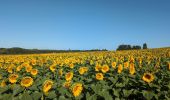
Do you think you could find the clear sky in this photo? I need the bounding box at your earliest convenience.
[0,0,170,50]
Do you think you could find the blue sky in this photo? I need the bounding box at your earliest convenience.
[0,0,170,50]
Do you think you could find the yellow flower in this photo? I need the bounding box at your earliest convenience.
[63,81,71,88]
[101,64,109,73]
[112,62,117,69]
[118,64,123,74]
[59,69,63,76]
[96,73,104,80]
[50,64,56,72]
[95,64,101,71]
[0,80,6,87]
[124,62,129,69]
[8,74,18,84]
[25,65,32,72]
[30,69,38,76]
[142,73,154,83]
[168,62,170,70]
[72,83,83,97]
[65,72,73,81]
[31,59,37,65]
[21,77,33,87]
[43,80,53,93]
[16,65,23,72]
[79,67,88,75]
[7,66,13,73]
[69,63,74,69]
[129,63,135,75]
[90,60,94,65]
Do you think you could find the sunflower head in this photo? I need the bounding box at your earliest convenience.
[112,62,117,69]
[16,65,23,72]
[0,80,6,87]
[50,64,56,72]
[69,63,74,69]
[124,62,129,69]
[71,83,83,97]
[25,65,32,73]
[43,80,53,93]
[117,64,123,74]
[142,73,154,83]
[96,73,104,80]
[59,69,63,76]
[8,74,18,84]
[65,72,73,81]
[30,69,38,76]
[21,77,33,87]
[101,64,109,73]
[129,63,135,75]
[95,64,101,71]
[63,81,71,88]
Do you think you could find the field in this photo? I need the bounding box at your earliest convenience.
[0,48,170,100]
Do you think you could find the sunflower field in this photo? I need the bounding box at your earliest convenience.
[0,48,170,100]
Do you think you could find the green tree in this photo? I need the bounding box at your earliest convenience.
[143,43,147,49]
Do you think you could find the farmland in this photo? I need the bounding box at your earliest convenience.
[0,48,170,100]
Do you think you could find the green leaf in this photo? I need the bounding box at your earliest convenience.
[32,91,42,100]
[47,91,57,99]
[59,95,66,100]
[123,89,133,97]
[115,83,125,88]
[142,90,154,100]
[100,90,112,100]
[86,92,97,100]
[29,85,39,91]
[113,89,120,97]
[0,94,13,100]
[21,92,33,100]
[13,85,24,96]
[0,86,9,94]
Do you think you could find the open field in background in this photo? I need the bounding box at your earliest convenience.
[0,48,170,100]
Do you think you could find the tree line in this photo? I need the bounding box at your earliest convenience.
[0,47,107,54]
[116,43,147,51]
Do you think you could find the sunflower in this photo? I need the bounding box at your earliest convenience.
[65,72,73,81]
[72,83,83,97]
[31,59,37,65]
[96,73,104,80]
[59,69,63,76]
[117,64,123,74]
[142,73,154,83]
[21,77,33,87]
[168,62,170,70]
[79,67,86,75]
[30,69,38,76]
[112,62,117,69]
[124,62,129,69]
[69,63,74,69]
[7,66,13,73]
[129,63,135,75]
[8,74,18,83]
[95,64,101,71]
[63,81,71,88]
[50,64,56,72]
[79,67,88,75]
[43,80,53,93]
[25,65,32,72]
[101,64,109,73]
[16,65,23,72]
[0,80,6,87]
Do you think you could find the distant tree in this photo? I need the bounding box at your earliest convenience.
[117,44,132,50]
[117,44,142,51]
[132,45,141,49]
[143,43,147,49]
